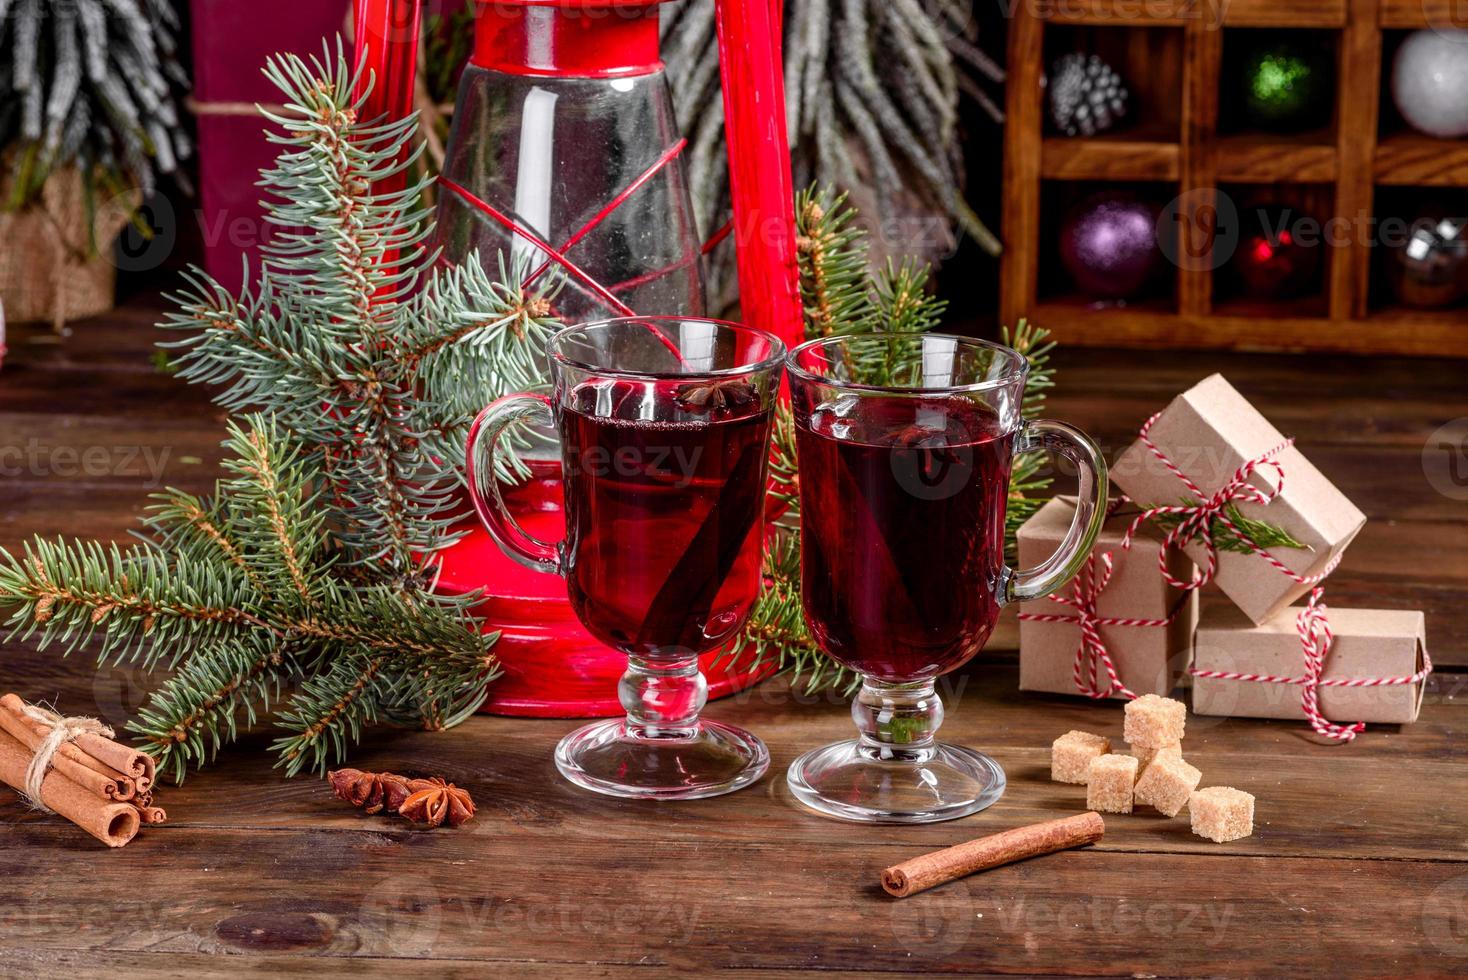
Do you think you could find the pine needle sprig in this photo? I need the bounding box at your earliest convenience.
[1,45,544,780]
[1146,502,1310,555]
[724,531,860,696]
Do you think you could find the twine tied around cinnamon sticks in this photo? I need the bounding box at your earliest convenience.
[0,693,162,847]
[18,703,114,813]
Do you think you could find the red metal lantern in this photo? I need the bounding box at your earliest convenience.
[353,0,802,716]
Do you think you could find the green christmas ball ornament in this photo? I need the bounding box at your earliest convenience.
[1240,44,1331,130]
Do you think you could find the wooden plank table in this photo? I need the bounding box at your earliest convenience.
[2,300,1465,977]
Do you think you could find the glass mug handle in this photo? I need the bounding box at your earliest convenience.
[465,394,565,577]
[1001,418,1109,605]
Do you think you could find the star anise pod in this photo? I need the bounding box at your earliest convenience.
[397,777,476,828]
[327,769,473,827]
[675,377,757,415]
[328,768,413,815]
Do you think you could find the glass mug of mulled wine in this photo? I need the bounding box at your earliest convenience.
[466,317,783,800]
[784,333,1108,823]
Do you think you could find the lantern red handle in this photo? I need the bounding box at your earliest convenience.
[715,0,803,347]
[350,0,803,350]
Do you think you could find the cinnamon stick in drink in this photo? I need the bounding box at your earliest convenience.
[881,812,1105,898]
[0,730,140,847]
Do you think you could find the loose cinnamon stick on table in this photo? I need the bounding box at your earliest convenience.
[0,730,140,847]
[881,812,1106,898]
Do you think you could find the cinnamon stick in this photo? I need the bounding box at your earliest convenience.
[0,730,140,847]
[132,798,167,825]
[0,694,151,794]
[0,700,134,801]
[881,812,1105,898]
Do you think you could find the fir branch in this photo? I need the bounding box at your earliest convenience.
[2,44,529,782]
[1146,503,1310,555]
[128,635,301,784]
[768,405,800,520]
[796,186,872,339]
[0,537,262,667]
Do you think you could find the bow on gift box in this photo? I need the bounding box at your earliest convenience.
[1189,588,1434,743]
[1126,409,1342,592]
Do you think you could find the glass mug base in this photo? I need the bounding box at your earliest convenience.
[555,718,771,801]
[786,739,1006,824]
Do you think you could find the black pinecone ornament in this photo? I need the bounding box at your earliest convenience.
[1047,53,1129,137]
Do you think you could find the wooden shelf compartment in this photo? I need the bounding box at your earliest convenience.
[1374,134,1468,186]
[1028,303,1468,356]
[1215,134,1339,182]
[1379,0,1468,28]
[1041,138,1181,180]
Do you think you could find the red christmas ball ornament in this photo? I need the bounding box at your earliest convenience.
[1232,207,1321,300]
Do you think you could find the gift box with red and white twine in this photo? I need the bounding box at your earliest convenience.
[1017,497,1198,700]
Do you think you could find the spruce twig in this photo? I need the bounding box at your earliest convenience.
[0,43,544,780]
[1146,503,1310,555]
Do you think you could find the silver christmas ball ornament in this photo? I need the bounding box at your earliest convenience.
[1388,213,1468,309]
[1047,53,1129,138]
[1392,30,1468,139]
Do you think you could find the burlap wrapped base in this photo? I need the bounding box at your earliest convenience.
[0,167,136,330]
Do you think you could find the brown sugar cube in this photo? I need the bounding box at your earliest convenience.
[1086,754,1139,814]
[1190,787,1255,842]
[1123,694,1186,748]
[1051,730,1111,784]
[1131,742,1182,775]
[1133,754,1203,817]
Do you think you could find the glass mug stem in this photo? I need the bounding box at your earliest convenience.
[852,678,943,761]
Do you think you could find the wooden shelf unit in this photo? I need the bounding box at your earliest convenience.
[1000,0,1468,356]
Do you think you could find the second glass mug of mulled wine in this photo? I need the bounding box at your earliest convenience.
[466,317,784,800]
[784,333,1108,823]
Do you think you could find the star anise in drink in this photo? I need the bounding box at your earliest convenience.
[674,377,758,415]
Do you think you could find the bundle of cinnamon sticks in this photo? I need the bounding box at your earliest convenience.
[0,693,163,847]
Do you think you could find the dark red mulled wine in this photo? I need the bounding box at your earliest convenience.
[559,391,772,658]
[795,395,1014,681]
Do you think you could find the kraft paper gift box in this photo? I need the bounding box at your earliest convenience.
[1111,374,1367,626]
[1018,497,1198,700]
[1192,605,1429,725]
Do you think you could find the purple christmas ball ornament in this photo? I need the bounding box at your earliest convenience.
[1058,193,1166,300]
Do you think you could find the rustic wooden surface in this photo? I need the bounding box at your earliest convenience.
[1,301,1466,977]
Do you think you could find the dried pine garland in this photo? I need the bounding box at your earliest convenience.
[0,0,190,215]
[660,0,1004,310]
